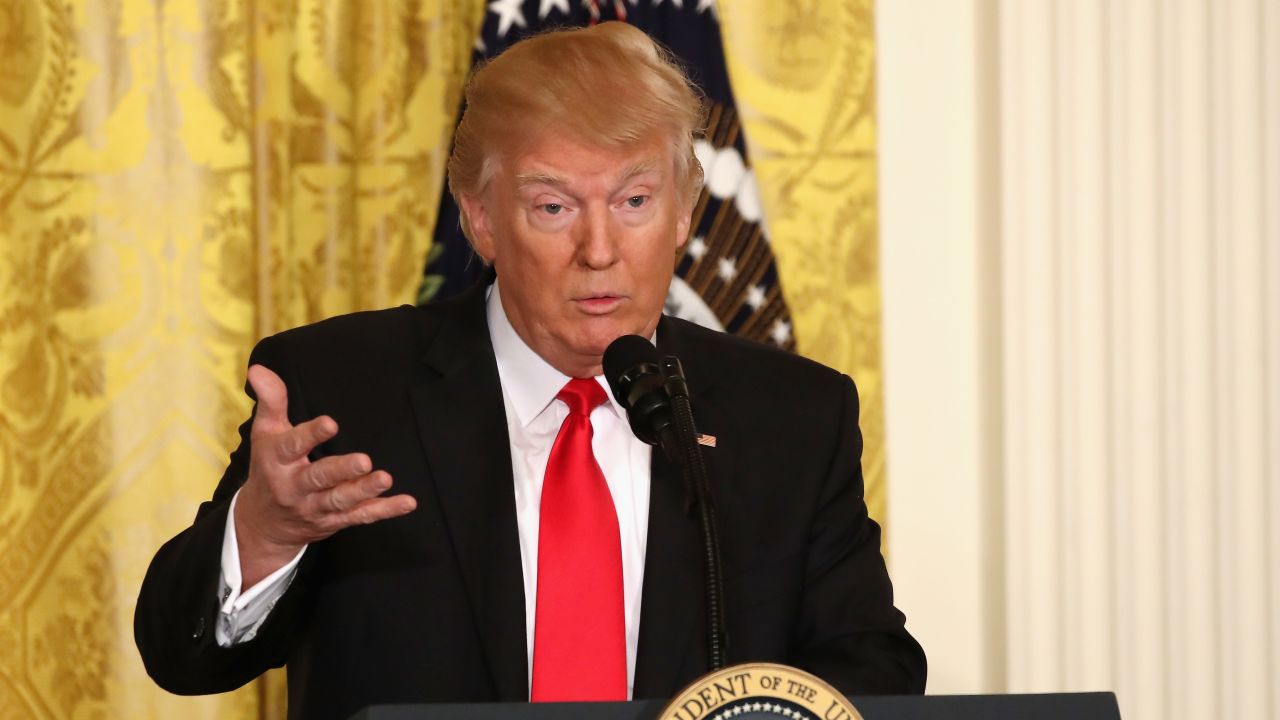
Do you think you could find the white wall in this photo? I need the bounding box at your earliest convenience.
[878,1,1280,718]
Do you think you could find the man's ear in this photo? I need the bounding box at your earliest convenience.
[674,204,692,252]
[459,192,496,262]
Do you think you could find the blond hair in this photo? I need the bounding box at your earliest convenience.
[447,22,707,240]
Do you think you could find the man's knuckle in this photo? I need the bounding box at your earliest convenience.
[332,486,351,512]
[306,466,327,491]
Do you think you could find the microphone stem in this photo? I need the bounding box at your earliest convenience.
[668,392,727,672]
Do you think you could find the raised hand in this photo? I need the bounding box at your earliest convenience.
[232,364,417,589]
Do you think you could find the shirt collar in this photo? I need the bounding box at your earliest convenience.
[486,280,634,428]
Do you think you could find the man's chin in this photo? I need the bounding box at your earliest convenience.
[572,324,649,361]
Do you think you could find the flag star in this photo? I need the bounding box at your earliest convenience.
[488,0,527,38]
[731,707,743,716]
[539,0,570,19]
[782,710,794,718]
[770,320,792,346]
[751,703,764,712]
[687,236,708,260]
[746,284,766,310]
[717,256,738,281]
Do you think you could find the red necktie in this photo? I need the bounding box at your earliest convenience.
[530,378,627,701]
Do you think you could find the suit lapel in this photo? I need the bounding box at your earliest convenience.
[633,318,738,697]
[632,444,701,697]
[408,285,528,702]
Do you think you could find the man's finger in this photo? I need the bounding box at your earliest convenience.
[276,415,338,462]
[327,493,418,531]
[299,453,372,493]
[309,470,392,515]
[248,365,291,431]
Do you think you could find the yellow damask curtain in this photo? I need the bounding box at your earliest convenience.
[719,1,885,520]
[0,1,880,718]
[0,0,477,716]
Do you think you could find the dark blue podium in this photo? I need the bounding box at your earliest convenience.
[349,692,1120,719]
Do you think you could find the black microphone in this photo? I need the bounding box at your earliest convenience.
[603,335,676,451]
[603,334,728,671]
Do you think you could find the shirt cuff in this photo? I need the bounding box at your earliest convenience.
[215,488,307,647]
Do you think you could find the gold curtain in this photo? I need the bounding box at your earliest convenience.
[719,1,886,524]
[0,1,879,717]
[0,0,478,716]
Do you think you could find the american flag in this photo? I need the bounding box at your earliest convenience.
[420,0,795,350]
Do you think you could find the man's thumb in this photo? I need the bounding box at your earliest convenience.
[247,364,290,429]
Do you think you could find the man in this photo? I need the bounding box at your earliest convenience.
[135,23,926,719]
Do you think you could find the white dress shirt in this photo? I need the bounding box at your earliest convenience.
[215,281,651,698]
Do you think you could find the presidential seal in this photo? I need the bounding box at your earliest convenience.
[660,663,863,720]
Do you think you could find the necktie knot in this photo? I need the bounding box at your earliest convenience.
[557,377,608,417]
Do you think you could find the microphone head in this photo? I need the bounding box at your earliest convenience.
[603,335,669,445]
[603,335,659,405]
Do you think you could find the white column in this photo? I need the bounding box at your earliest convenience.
[877,0,1006,694]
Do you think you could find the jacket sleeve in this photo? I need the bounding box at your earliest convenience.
[790,373,928,695]
[133,333,318,695]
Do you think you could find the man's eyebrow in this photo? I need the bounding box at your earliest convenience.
[513,159,662,190]
[515,171,566,188]
[619,159,660,181]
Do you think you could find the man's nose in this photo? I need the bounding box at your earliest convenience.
[575,205,620,269]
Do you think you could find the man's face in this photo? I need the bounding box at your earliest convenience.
[460,132,692,377]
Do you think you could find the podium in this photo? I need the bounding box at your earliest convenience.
[349,693,1121,719]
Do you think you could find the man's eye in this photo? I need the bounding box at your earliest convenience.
[626,196,647,208]
[540,203,563,215]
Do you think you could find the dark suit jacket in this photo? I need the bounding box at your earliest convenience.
[134,280,926,719]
